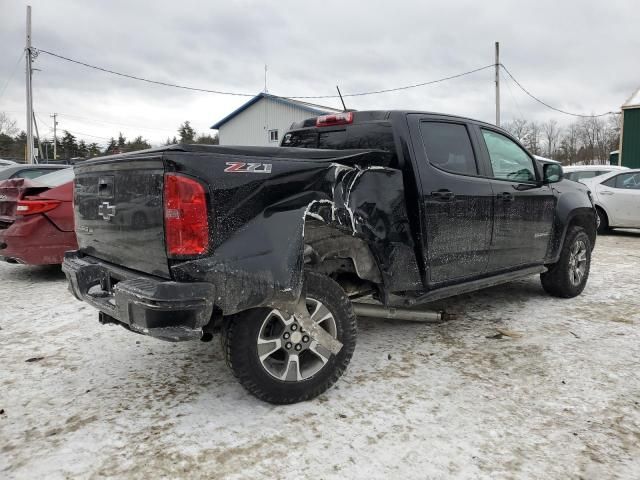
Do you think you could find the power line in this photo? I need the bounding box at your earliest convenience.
[0,50,24,100]
[35,47,494,99]
[33,47,619,117]
[36,114,112,141]
[289,65,496,98]
[500,64,617,118]
[36,48,255,97]
[500,68,525,120]
[55,112,176,134]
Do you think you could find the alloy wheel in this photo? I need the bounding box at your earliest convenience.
[256,298,337,382]
[568,239,588,286]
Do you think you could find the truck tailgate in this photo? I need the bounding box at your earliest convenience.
[74,157,169,278]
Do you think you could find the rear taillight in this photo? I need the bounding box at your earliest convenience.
[16,199,61,216]
[163,173,209,256]
[316,112,354,127]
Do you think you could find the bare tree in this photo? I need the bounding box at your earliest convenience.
[504,118,529,143]
[605,115,622,155]
[578,117,609,164]
[524,121,542,155]
[542,119,561,158]
[559,122,580,165]
[0,112,18,137]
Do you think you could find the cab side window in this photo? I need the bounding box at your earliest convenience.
[603,172,640,189]
[419,122,478,176]
[481,129,536,182]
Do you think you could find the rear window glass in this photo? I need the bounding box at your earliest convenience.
[571,171,598,181]
[33,168,74,187]
[420,122,478,176]
[318,130,347,149]
[282,130,318,148]
[282,123,397,163]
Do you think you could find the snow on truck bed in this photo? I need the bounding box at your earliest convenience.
[1,233,640,479]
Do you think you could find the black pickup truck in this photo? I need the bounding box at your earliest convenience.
[63,110,596,404]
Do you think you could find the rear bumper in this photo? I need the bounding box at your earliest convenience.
[62,251,215,341]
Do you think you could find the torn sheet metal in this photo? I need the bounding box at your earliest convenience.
[168,148,423,315]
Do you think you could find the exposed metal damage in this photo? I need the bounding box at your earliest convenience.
[171,150,423,322]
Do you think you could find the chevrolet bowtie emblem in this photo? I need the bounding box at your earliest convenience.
[98,201,116,221]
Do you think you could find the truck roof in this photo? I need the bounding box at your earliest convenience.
[288,110,502,131]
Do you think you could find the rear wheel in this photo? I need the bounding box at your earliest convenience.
[540,226,591,298]
[224,271,357,404]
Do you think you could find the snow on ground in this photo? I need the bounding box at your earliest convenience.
[1,232,639,480]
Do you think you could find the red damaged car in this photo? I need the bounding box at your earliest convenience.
[0,168,77,265]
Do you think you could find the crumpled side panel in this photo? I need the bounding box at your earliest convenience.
[170,156,423,315]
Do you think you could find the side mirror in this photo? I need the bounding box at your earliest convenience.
[543,163,563,184]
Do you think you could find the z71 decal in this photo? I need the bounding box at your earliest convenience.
[224,162,272,173]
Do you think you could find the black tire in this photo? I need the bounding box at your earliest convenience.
[595,207,610,234]
[224,271,357,404]
[540,226,592,298]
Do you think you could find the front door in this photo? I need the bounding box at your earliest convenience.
[477,128,555,272]
[409,117,494,286]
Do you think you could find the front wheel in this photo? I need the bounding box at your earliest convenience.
[224,271,357,404]
[540,226,592,298]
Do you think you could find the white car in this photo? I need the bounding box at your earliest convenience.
[0,159,18,169]
[563,165,628,183]
[582,169,640,233]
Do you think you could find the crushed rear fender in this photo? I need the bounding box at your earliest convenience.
[169,152,422,315]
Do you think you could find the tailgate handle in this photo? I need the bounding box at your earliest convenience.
[98,176,114,197]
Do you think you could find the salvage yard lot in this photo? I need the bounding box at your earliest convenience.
[1,233,639,480]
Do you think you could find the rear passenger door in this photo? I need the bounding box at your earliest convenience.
[408,116,494,286]
[475,127,555,271]
[599,172,640,227]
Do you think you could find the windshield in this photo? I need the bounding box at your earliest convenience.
[33,167,74,187]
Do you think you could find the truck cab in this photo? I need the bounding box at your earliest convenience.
[283,111,595,291]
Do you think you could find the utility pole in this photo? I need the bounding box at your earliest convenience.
[25,5,34,164]
[495,41,500,127]
[33,111,43,163]
[51,113,58,159]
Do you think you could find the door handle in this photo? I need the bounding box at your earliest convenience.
[497,192,514,201]
[600,190,614,196]
[431,190,455,202]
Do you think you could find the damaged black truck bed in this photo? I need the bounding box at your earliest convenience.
[63,110,596,404]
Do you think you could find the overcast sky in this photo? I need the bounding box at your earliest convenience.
[1,0,638,147]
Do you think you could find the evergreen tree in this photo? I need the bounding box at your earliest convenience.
[195,133,219,145]
[60,131,78,159]
[87,143,102,158]
[126,136,151,152]
[0,133,13,158]
[117,132,126,149]
[77,140,89,158]
[178,121,195,143]
[105,137,117,155]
